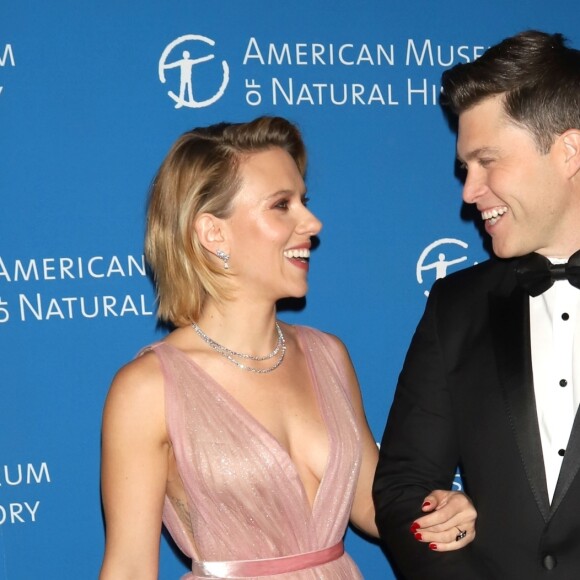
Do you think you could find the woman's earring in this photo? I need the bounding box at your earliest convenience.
[216,249,230,270]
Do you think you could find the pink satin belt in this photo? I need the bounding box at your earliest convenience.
[190,541,344,578]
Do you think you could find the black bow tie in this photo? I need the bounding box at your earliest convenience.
[515,250,580,297]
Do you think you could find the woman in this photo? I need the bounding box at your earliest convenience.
[99,117,476,579]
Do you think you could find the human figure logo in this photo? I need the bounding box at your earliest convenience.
[159,35,229,109]
[416,238,469,297]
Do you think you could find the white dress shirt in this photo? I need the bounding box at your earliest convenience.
[530,263,580,502]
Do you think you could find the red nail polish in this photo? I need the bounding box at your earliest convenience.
[414,532,422,540]
[410,522,420,532]
[429,543,437,550]
[422,501,431,508]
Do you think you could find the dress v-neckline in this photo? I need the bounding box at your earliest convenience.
[160,326,332,517]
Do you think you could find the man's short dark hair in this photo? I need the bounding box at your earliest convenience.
[441,30,580,152]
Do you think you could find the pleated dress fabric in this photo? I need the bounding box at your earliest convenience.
[148,326,363,579]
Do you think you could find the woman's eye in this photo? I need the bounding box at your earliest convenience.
[302,195,310,207]
[275,199,289,209]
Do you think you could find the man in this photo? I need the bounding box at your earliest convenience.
[373,30,580,579]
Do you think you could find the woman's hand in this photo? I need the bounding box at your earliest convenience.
[409,490,476,552]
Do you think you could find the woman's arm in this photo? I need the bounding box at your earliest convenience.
[327,334,379,537]
[99,352,169,580]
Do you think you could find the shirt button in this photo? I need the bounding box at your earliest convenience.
[558,449,566,457]
[560,379,568,387]
[562,312,570,320]
[543,554,557,570]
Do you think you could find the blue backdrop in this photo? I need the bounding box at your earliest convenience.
[1,1,578,578]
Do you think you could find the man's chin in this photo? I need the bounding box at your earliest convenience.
[491,241,523,260]
[493,249,532,261]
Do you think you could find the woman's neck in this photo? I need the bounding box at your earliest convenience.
[195,299,280,358]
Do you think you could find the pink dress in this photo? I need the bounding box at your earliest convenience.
[149,325,363,579]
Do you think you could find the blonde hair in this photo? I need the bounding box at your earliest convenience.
[145,116,307,327]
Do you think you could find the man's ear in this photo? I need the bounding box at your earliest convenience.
[194,213,228,253]
[560,129,580,179]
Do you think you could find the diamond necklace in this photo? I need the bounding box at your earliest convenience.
[191,321,286,374]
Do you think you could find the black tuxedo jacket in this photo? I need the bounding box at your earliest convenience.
[373,259,580,579]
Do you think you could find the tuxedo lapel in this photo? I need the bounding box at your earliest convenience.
[489,286,551,522]
[550,409,580,515]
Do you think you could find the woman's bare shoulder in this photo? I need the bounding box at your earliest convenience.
[104,349,166,427]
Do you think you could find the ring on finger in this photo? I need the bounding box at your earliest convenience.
[455,527,467,541]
